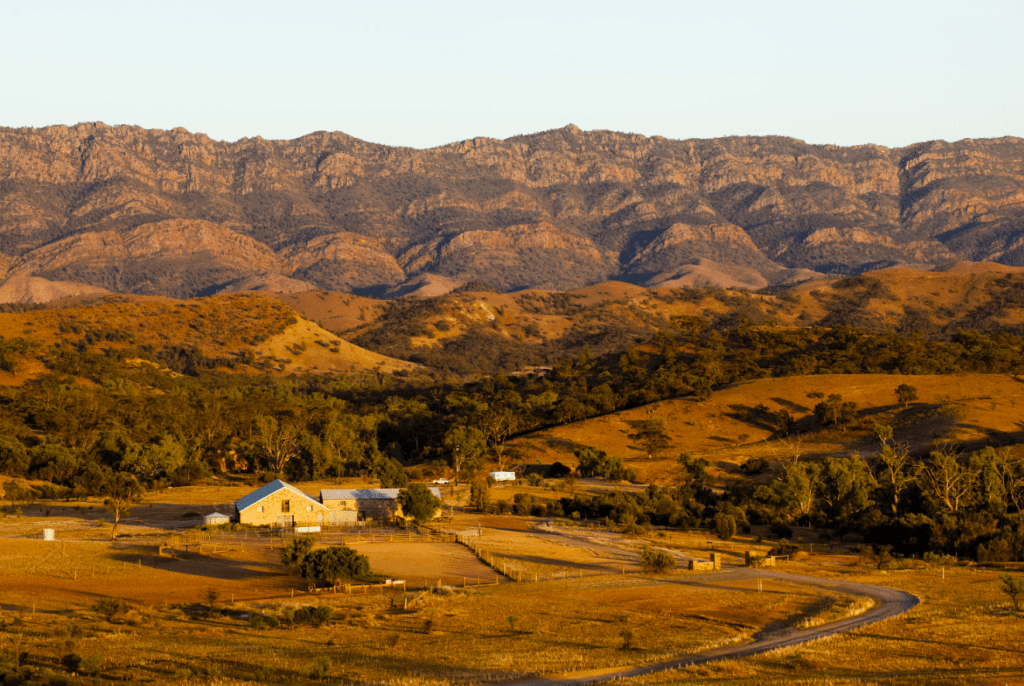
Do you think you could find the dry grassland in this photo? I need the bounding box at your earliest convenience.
[3,498,1023,684]
[510,373,1024,484]
[1,534,821,684]
[620,563,1024,685]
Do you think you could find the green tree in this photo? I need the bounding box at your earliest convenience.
[247,415,298,474]
[103,473,144,540]
[397,483,442,524]
[368,454,409,488]
[895,384,918,408]
[627,417,671,459]
[917,448,976,513]
[443,424,486,483]
[470,480,490,512]
[280,536,316,567]
[0,437,29,476]
[715,513,737,540]
[814,394,859,431]
[817,455,876,526]
[299,546,371,587]
[999,573,1024,611]
[875,443,915,515]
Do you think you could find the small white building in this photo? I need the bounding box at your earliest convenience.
[490,471,516,482]
[204,512,231,525]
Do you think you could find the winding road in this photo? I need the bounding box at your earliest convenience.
[502,536,919,685]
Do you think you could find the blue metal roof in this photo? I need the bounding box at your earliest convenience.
[320,487,442,501]
[234,479,324,512]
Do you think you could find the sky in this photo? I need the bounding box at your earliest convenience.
[0,0,1021,149]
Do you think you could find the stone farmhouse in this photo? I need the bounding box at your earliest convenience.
[235,479,442,527]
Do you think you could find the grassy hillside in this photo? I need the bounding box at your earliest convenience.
[0,292,416,384]
[272,264,1024,376]
[510,373,1024,486]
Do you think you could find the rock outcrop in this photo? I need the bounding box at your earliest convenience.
[0,123,1021,300]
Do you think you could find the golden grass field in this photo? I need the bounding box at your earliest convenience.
[510,373,1024,484]
[2,508,1022,685]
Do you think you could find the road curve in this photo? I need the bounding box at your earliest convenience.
[502,567,919,685]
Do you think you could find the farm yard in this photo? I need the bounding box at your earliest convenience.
[1,485,1022,685]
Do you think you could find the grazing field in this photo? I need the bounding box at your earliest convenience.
[2,504,1023,684]
[622,563,1024,686]
[511,373,1024,484]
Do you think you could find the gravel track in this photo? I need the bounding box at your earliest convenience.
[502,548,918,685]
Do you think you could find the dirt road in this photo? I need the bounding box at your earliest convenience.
[501,540,918,685]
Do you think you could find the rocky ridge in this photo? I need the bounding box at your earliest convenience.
[0,123,1022,301]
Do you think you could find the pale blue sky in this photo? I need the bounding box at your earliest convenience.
[1,1,1021,148]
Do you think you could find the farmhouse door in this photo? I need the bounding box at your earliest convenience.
[318,513,323,526]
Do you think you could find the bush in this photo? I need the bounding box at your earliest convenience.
[769,522,793,540]
[61,653,82,673]
[93,598,130,623]
[740,456,769,475]
[640,546,676,573]
[768,540,800,557]
[294,605,333,628]
[525,473,542,487]
[307,655,332,680]
[513,492,536,516]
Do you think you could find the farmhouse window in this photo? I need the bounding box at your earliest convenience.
[307,505,313,511]
[257,506,263,513]
[281,500,290,513]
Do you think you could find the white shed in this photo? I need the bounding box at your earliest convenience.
[204,512,231,525]
[490,471,516,482]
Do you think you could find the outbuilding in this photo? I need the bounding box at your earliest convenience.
[203,512,231,526]
[320,487,443,522]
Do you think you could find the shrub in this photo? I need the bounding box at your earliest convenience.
[1000,573,1024,611]
[61,653,82,673]
[769,522,793,540]
[294,605,333,628]
[640,546,676,573]
[740,456,769,474]
[525,473,542,487]
[768,540,800,557]
[93,598,130,623]
[715,514,737,541]
[307,655,332,680]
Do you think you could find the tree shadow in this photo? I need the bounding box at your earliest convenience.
[772,397,809,413]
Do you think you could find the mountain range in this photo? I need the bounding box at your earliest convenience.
[0,123,1022,302]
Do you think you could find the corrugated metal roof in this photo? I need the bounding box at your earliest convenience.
[320,487,442,501]
[234,479,323,512]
